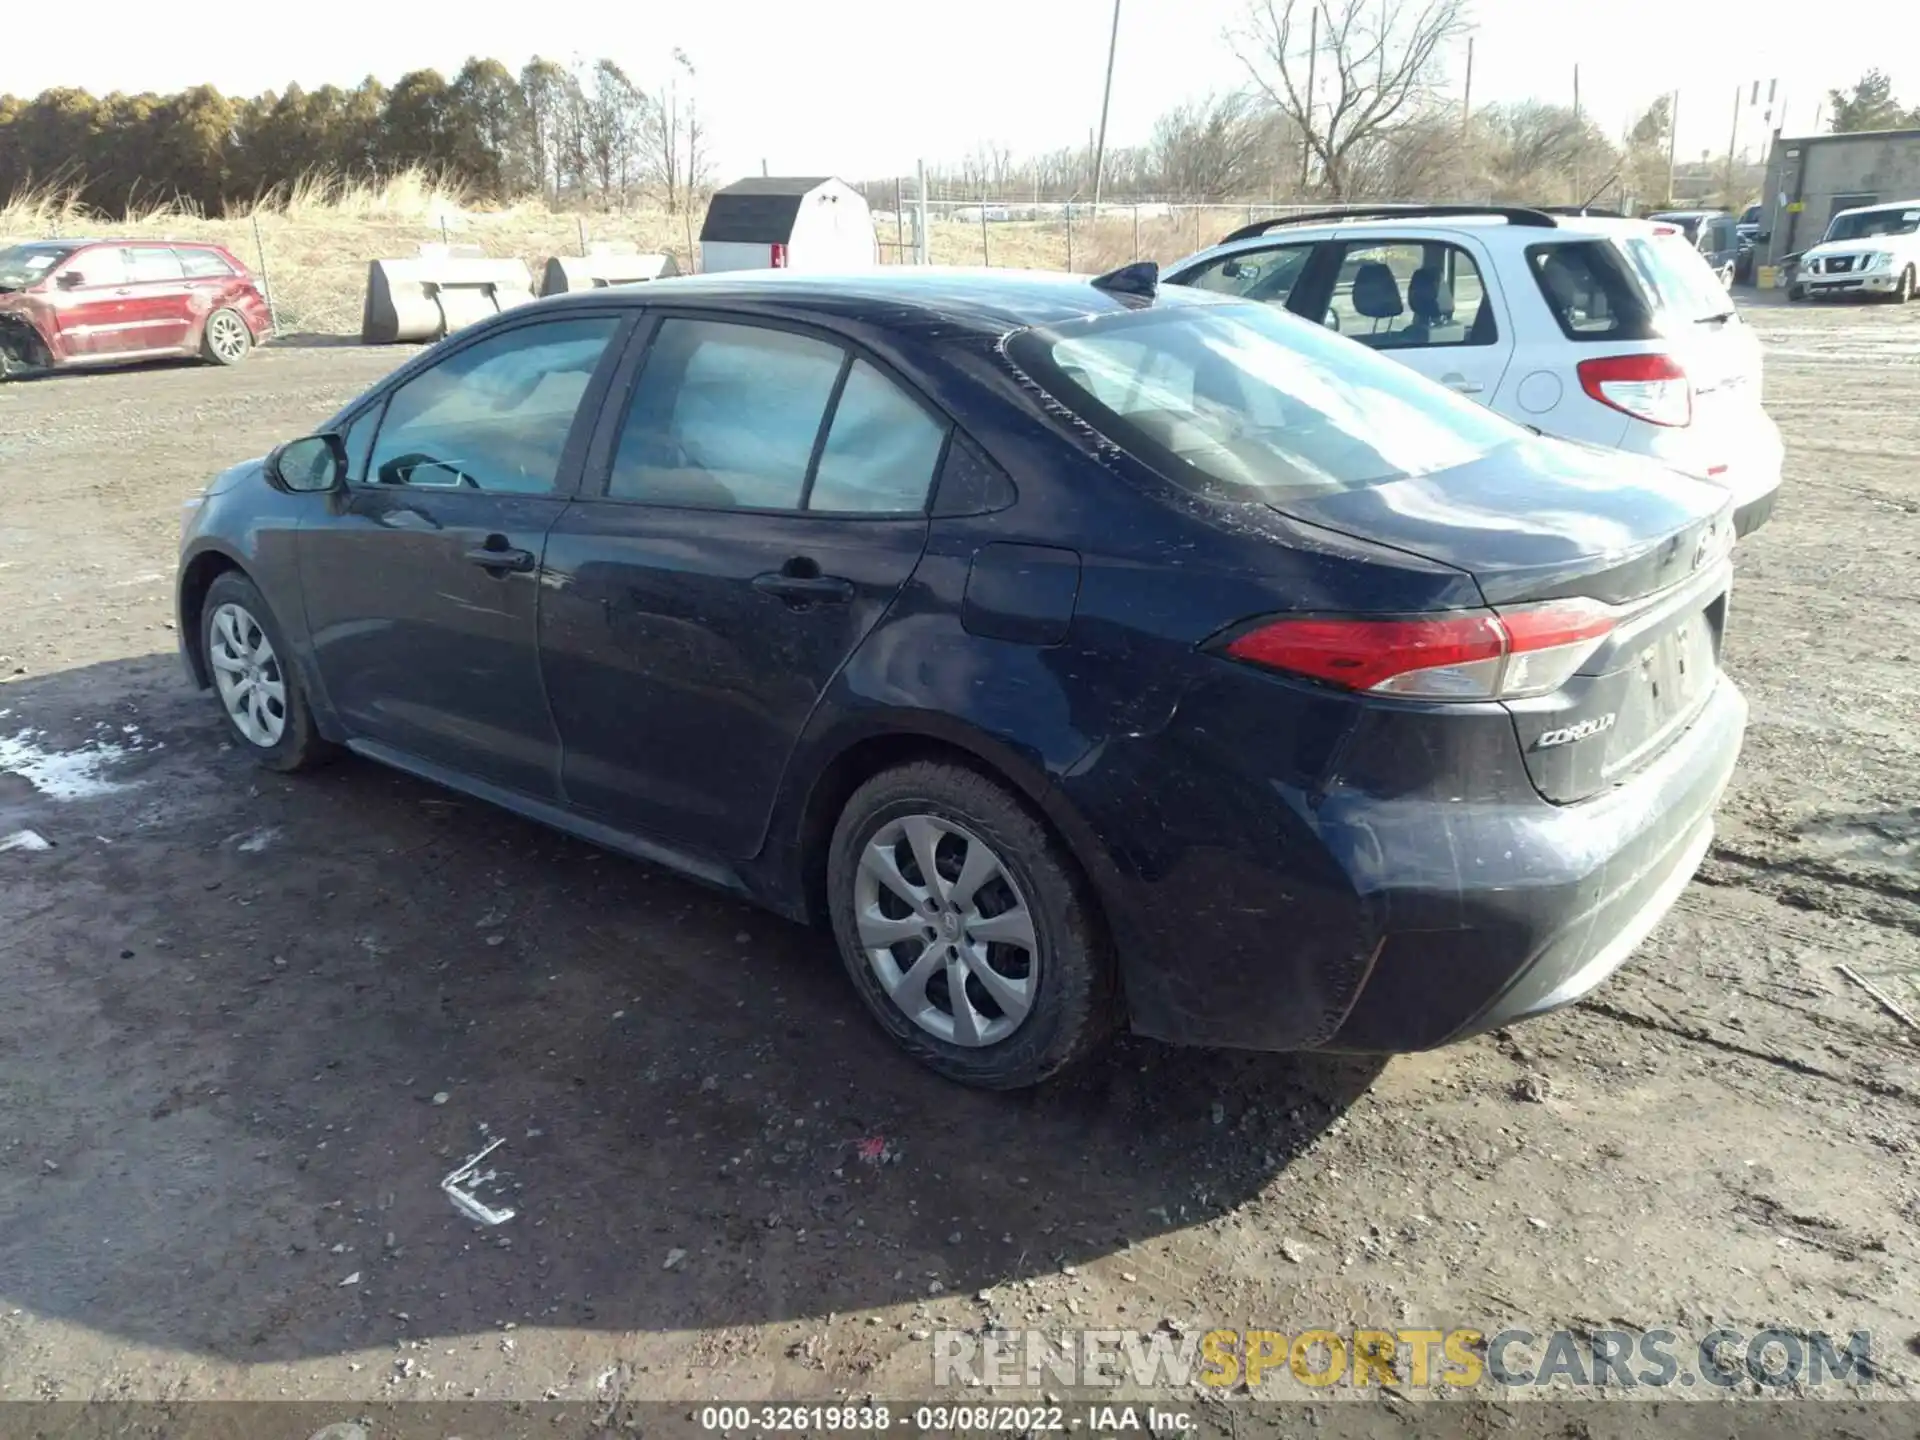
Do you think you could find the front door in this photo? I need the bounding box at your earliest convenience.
[296,312,626,797]
[540,314,942,857]
[45,245,131,358]
[1306,234,1515,405]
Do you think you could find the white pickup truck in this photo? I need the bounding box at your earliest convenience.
[1789,199,1920,303]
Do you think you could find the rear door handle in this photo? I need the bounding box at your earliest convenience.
[752,572,855,604]
[465,541,536,573]
[1440,373,1485,394]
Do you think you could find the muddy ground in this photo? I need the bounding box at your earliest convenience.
[0,299,1916,1417]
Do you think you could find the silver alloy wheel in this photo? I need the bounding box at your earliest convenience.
[853,813,1039,1047]
[207,602,287,748]
[207,311,249,363]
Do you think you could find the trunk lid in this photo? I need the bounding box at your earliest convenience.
[1267,434,1737,802]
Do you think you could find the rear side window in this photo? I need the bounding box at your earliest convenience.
[808,360,949,513]
[124,247,185,282]
[1316,240,1496,349]
[1010,301,1519,501]
[1525,242,1658,341]
[608,319,846,510]
[177,247,236,278]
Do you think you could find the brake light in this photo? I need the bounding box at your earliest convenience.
[1222,599,1617,701]
[1577,353,1691,427]
[771,242,789,268]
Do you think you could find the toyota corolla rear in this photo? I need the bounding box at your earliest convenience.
[1007,292,1745,1054]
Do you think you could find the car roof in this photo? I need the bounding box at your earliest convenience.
[1649,209,1724,220]
[1833,198,1920,217]
[535,265,1220,334]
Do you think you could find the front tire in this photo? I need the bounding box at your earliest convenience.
[200,308,253,366]
[1897,267,1916,304]
[1787,282,1807,302]
[827,761,1118,1089]
[201,571,331,772]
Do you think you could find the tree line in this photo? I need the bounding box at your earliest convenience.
[0,54,712,217]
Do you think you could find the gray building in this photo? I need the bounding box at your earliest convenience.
[1759,127,1920,265]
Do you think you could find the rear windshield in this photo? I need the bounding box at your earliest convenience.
[1824,206,1920,242]
[1007,300,1520,500]
[1526,235,1730,342]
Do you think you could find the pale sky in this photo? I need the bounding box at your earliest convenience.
[4,0,1914,183]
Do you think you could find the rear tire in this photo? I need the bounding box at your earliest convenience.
[200,571,331,772]
[827,761,1118,1089]
[200,308,253,366]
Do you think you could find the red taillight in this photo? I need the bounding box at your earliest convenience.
[770,242,789,268]
[1222,599,1617,701]
[1577,352,1691,428]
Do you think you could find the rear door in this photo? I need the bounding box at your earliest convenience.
[1305,232,1514,404]
[120,245,194,352]
[296,312,627,797]
[539,313,941,857]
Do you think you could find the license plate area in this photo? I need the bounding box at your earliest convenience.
[1599,595,1724,782]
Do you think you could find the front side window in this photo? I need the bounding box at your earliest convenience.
[62,246,127,289]
[366,317,619,493]
[1010,300,1520,502]
[1318,240,1495,349]
[0,243,77,290]
[1173,244,1316,309]
[608,319,846,510]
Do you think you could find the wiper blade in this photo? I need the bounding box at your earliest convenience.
[1696,310,1736,324]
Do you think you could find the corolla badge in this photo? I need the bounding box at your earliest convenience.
[1535,714,1616,749]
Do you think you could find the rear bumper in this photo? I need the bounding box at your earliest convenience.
[1323,676,1745,1049]
[1087,670,1745,1055]
[1626,412,1782,537]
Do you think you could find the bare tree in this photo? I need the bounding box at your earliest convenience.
[1147,92,1291,200]
[645,49,704,213]
[579,59,648,204]
[1232,0,1469,200]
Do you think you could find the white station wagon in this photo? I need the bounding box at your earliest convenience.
[1165,205,1782,536]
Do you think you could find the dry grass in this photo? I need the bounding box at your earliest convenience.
[2,169,1261,337]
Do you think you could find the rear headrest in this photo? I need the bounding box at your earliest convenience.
[1409,267,1454,322]
[1351,263,1404,320]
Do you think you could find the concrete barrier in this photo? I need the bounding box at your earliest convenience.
[538,252,680,297]
[360,256,537,345]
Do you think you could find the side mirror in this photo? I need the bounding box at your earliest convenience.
[269,433,348,493]
[55,271,84,289]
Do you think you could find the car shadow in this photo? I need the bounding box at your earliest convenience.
[0,654,1385,1365]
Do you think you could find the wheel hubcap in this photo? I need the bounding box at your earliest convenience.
[208,602,287,747]
[853,813,1038,1047]
[211,313,246,360]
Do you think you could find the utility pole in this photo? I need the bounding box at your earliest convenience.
[1460,35,1473,140]
[1572,65,1582,204]
[1091,0,1122,206]
[1300,5,1318,190]
[1666,91,1680,206]
[1726,84,1741,205]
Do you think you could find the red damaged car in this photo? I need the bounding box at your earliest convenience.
[0,238,272,378]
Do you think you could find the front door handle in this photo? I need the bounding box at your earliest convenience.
[465,540,536,573]
[752,572,855,605]
[1440,372,1485,394]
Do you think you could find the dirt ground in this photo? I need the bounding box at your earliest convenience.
[0,297,1917,1420]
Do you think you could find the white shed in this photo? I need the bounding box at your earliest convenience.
[699,176,876,273]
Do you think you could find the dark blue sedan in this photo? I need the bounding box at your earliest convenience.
[175,265,1746,1088]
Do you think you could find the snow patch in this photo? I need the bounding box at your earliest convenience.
[0,728,135,801]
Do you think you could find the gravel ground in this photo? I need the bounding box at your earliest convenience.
[0,299,1915,1422]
